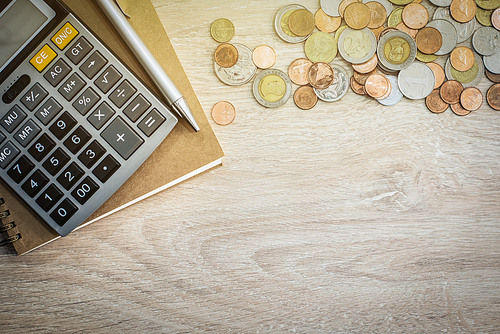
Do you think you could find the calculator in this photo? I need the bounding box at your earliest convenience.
[0,0,178,236]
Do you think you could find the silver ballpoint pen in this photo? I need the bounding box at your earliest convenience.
[94,0,200,132]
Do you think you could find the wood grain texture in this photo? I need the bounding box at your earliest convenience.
[1,0,500,332]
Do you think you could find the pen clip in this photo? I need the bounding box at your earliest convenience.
[114,0,131,19]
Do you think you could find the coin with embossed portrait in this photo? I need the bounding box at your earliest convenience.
[377,30,416,71]
[314,64,349,102]
[294,86,318,110]
[214,43,238,68]
[215,43,256,86]
[252,69,292,108]
[307,62,335,89]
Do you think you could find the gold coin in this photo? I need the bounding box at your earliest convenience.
[339,0,362,18]
[402,3,428,30]
[281,10,298,37]
[344,2,371,29]
[416,50,438,62]
[475,0,500,10]
[450,0,477,23]
[214,43,239,68]
[450,60,479,84]
[388,7,404,27]
[211,101,236,125]
[450,46,475,72]
[476,7,493,27]
[315,8,342,33]
[384,36,411,65]
[366,2,387,29]
[288,9,315,37]
[210,18,235,43]
[388,0,413,4]
[259,74,287,102]
[304,32,338,63]
[335,25,349,41]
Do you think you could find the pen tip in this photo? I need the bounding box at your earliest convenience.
[173,97,200,132]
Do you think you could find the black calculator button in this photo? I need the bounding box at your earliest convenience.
[36,184,63,212]
[65,36,93,65]
[71,176,100,205]
[64,126,91,154]
[138,109,165,137]
[28,133,56,162]
[95,65,122,93]
[22,170,49,198]
[0,132,5,144]
[49,111,77,140]
[123,94,151,122]
[14,119,41,147]
[73,87,100,115]
[8,155,35,183]
[78,140,106,168]
[50,198,78,226]
[35,97,62,125]
[58,72,86,101]
[87,101,115,130]
[43,58,71,87]
[56,162,84,190]
[3,74,30,104]
[101,116,143,160]
[109,80,136,108]
[80,51,107,79]
[21,83,47,111]
[43,148,70,176]
[0,141,20,169]
[1,105,27,133]
[93,154,120,183]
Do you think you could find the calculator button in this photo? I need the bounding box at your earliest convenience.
[35,97,62,125]
[64,126,91,154]
[65,36,93,65]
[14,119,41,147]
[50,198,78,226]
[36,184,63,212]
[21,83,47,111]
[0,132,5,144]
[49,111,77,140]
[56,162,84,190]
[28,133,56,162]
[109,80,136,108]
[2,75,30,104]
[95,65,122,93]
[0,141,20,169]
[7,155,35,183]
[73,87,100,115]
[123,94,151,122]
[43,148,70,176]
[43,58,71,87]
[30,44,57,72]
[80,51,107,79]
[87,101,115,130]
[71,176,100,205]
[78,140,106,168]
[58,72,86,101]
[92,154,120,183]
[51,22,79,50]
[101,116,143,160]
[22,170,49,198]
[1,105,27,133]
[138,109,165,137]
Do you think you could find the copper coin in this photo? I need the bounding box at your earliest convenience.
[492,7,500,30]
[396,22,418,39]
[450,0,477,23]
[487,83,500,110]
[315,8,342,33]
[486,68,500,83]
[339,0,361,18]
[364,73,390,99]
[293,85,318,110]
[350,76,366,95]
[426,89,449,113]
[252,45,276,69]
[416,27,443,55]
[402,3,428,30]
[211,101,236,125]
[352,53,378,74]
[379,27,399,40]
[307,62,335,89]
[353,69,376,85]
[450,46,475,72]
[371,26,386,39]
[460,87,483,111]
[366,1,387,29]
[288,58,313,86]
[214,43,238,68]
[344,2,371,29]
[427,62,446,89]
[440,80,464,104]
[450,103,470,115]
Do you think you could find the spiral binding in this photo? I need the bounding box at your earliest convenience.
[0,197,20,247]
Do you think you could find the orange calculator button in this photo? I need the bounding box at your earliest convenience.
[29,44,57,72]
[51,22,79,50]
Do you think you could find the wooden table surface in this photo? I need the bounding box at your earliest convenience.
[2,0,500,332]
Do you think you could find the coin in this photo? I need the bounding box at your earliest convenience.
[472,27,500,56]
[388,7,404,27]
[288,58,314,85]
[252,45,276,69]
[427,62,446,88]
[476,7,493,27]
[402,3,428,30]
[396,22,418,39]
[398,62,435,99]
[307,62,335,89]
[339,0,362,18]
[426,19,458,56]
[214,43,239,68]
[366,1,387,29]
[378,75,403,105]
[275,5,310,43]
[352,53,378,73]
[321,0,343,17]
[450,46,475,71]
[211,18,235,43]
[426,89,449,113]
[315,8,342,33]
[253,69,292,108]
[294,86,318,109]
[338,27,377,64]
[493,7,500,30]
[215,43,257,86]
[433,7,476,43]
[377,30,417,70]
[304,32,338,63]
[450,0,477,23]
[364,73,390,98]
[486,83,500,110]
[379,27,399,40]
[450,102,471,115]
[388,0,413,5]
[416,50,438,62]
[344,2,371,29]
[335,25,349,40]
[350,76,367,94]
[371,0,393,17]
[445,53,484,87]
[483,49,500,73]
[460,86,483,111]
[314,64,350,102]
[440,80,464,104]
[429,0,452,6]
[289,9,316,37]
[211,101,236,125]
[486,68,500,82]
[416,27,443,54]
[371,26,386,39]
[353,68,376,84]
[475,0,500,10]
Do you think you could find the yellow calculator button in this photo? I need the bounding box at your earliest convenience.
[29,45,57,72]
[51,22,79,50]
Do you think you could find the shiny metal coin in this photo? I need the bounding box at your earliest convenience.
[426,19,458,56]
[484,50,500,74]
[472,27,500,56]
[313,64,349,102]
[252,69,292,108]
[275,4,311,43]
[433,7,475,43]
[429,0,452,6]
[377,30,417,71]
[378,75,403,106]
[364,0,393,18]
[321,0,342,17]
[214,43,257,86]
[398,62,435,100]
[445,53,484,87]
[338,27,377,64]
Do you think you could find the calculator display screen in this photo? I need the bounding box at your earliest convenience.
[0,0,56,72]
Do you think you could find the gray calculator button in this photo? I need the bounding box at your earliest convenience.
[138,109,165,137]
[43,58,71,87]
[0,141,20,169]
[80,51,107,79]
[65,36,93,65]
[73,87,100,115]
[101,116,143,160]
[21,83,47,111]
[95,65,122,93]
[123,94,150,122]
[88,101,115,130]
[14,119,41,147]
[1,105,27,133]
[35,97,62,125]
[109,80,136,108]
[58,72,86,101]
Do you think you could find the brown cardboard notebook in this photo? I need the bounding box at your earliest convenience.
[0,0,224,255]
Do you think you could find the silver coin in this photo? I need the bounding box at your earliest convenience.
[320,0,342,17]
[472,27,500,56]
[433,7,475,44]
[338,27,377,64]
[484,50,500,74]
[313,64,349,102]
[428,0,452,6]
[363,0,392,18]
[252,69,292,108]
[426,19,458,56]
[274,4,311,43]
[378,75,403,106]
[377,30,417,71]
[398,62,435,100]
[214,43,256,86]
[445,53,484,87]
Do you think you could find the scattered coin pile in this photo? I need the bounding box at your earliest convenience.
[209,0,500,124]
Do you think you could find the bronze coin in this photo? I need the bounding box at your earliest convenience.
[416,27,443,55]
[353,69,376,85]
[396,22,418,39]
[370,26,386,39]
[307,62,335,89]
[450,46,475,72]
[350,76,366,95]
[450,103,471,116]
[487,83,500,110]
[492,7,500,30]
[315,8,342,33]
[364,73,390,99]
[351,53,378,74]
[214,43,238,68]
[402,3,428,30]
[485,68,500,83]
[252,45,276,69]
[427,62,446,89]
[211,101,236,125]
[288,58,313,86]
[379,27,399,40]
[450,0,477,23]
[293,85,318,110]
[426,89,449,113]
[460,87,483,111]
[289,9,315,37]
[366,1,387,29]
[440,80,464,104]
